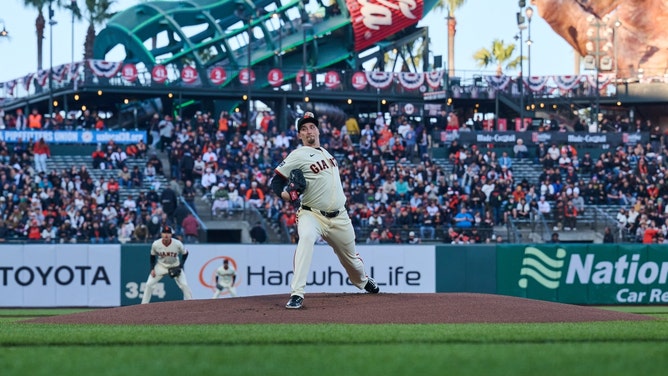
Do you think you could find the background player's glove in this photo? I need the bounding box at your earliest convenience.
[168,267,182,278]
[287,169,306,201]
[216,283,224,291]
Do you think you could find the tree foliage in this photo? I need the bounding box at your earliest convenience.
[473,39,522,75]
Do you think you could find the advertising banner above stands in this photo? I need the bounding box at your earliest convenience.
[0,130,146,144]
[453,131,648,147]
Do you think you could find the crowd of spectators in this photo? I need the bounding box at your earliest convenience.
[2,105,668,245]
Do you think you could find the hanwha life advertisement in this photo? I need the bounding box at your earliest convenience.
[186,244,435,300]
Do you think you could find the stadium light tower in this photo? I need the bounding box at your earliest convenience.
[48,0,58,120]
[525,6,534,109]
[516,11,527,128]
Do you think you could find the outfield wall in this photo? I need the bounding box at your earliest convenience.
[2,244,667,307]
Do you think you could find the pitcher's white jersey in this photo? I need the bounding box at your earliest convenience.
[150,238,187,268]
[275,145,346,211]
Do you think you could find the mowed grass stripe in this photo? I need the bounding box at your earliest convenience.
[2,321,667,345]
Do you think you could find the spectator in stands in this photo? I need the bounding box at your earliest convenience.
[535,142,548,166]
[249,221,267,244]
[366,228,380,244]
[546,144,560,168]
[133,223,149,243]
[407,230,421,244]
[33,138,50,174]
[513,138,529,159]
[28,108,43,129]
[516,198,531,220]
[571,191,585,214]
[118,217,135,244]
[160,186,178,221]
[643,220,660,243]
[245,181,265,208]
[227,183,244,211]
[92,144,108,170]
[118,165,132,188]
[110,146,128,169]
[549,232,560,243]
[603,227,615,243]
[200,167,217,195]
[211,183,230,216]
[563,200,578,231]
[499,151,513,170]
[368,210,383,230]
[158,114,175,152]
[453,206,474,230]
[537,195,551,217]
[182,213,200,243]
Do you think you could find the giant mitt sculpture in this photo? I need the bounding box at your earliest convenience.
[534,0,668,79]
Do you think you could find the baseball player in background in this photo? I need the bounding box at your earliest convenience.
[270,111,379,309]
[212,259,237,298]
[141,225,193,304]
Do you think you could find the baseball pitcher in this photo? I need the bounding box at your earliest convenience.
[270,111,379,309]
[141,225,193,304]
[213,259,237,298]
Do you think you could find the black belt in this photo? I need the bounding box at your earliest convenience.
[301,205,340,218]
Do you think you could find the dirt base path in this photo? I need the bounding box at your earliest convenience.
[26,293,653,325]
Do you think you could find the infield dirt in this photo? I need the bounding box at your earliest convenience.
[25,293,653,325]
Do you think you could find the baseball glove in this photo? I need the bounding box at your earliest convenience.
[287,169,306,201]
[168,266,182,278]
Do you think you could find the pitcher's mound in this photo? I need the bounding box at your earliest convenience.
[25,293,652,325]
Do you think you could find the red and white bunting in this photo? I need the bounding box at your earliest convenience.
[22,73,34,91]
[52,64,69,83]
[552,75,583,90]
[5,80,16,96]
[365,71,393,89]
[397,72,424,90]
[36,69,49,87]
[425,70,444,89]
[485,75,512,90]
[267,68,283,87]
[585,74,613,88]
[524,76,550,92]
[87,60,123,78]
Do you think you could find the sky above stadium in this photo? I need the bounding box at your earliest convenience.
[0,0,575,83]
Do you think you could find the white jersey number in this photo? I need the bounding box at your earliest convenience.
[125,282,166,299]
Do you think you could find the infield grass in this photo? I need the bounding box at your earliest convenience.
[1,309,667,376]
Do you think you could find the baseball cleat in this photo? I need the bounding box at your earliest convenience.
[364,278,380,293]
[286,295,304,309]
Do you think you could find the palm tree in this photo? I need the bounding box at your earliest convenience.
[434,0,467,78]
[472,39,522,76]
[82,0,117,59]
[23,0,57,71]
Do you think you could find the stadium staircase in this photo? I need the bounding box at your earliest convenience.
[46,154,169,202]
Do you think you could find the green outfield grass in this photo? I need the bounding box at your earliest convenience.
[1,308,667,376]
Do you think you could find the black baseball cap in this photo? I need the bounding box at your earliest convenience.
[161,226,173,234]
[297,111,318,132]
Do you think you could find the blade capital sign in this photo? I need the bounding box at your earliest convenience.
[346,0,424,51]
